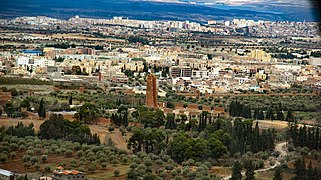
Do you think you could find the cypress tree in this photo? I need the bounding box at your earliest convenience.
[276,110,284,121]
[118,114,122,126]
[253,121,260,152]
[245,160,255,180]
[315,128,320,150]
[271,110,276,120]
[69,96,73,105]
[124,112,128,127]
[229,101,236,116]
[286,110,294,122]
[38,98,46,118]
[307,161,314,179]
[258,110,264,120]
[265,108,271,119]
[230,160,242,180]
[273,167,282,180]
[293,157,306,180]
[254,109,259,120]
[111,114,115,124]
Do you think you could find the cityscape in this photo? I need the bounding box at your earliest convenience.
[0,0,321,180]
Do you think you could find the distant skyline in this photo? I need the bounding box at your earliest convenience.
[0,0,320,22]
[136,0,314,6]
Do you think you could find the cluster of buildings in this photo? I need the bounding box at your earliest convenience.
[0,16,321,115]
[1,41,321,94]
[169,63,320,93]
[1,16,319,38]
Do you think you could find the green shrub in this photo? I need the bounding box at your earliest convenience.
[114,169,120,177]
[44,165,51,173]
[22,155,31,162]
[34,163,40,171]
[0,153,8,163]
[41,155,48,163]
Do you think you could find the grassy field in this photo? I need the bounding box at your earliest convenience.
[86,165,130,180]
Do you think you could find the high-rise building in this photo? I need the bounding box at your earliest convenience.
[146,74,158,107]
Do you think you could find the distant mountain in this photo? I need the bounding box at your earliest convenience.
[0,0,319,22]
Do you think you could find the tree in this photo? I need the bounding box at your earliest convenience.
[44,165,51,173]
[41,155,47,163]
[4,102,15,117]
[230,161,242,180]
[30,156,39,164]
[114,169,120,177]
[6,122,35,137]
[66,150,73,157]
[34,163,40,171]
[165,113,176,129]
[286,110,294,122]
[0,153,8,163]
[292,158,306,180]
[276,111,284,121]
[10,88,18,96]
[273,167,282,180]
[101,162,107,169]
[24,162,31,169]
[166,102,175,109]
[88,164,96,173]
[258,110,264,120]
[20,99,31,110]
[39,114,100,145]
[38,98,46,118]
[136,108,165,128]
[244,160,255,180]
[306,162,314,179]
[74,103,98,124]
[69,96,73,105]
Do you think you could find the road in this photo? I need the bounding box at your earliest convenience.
[223,142,287,180]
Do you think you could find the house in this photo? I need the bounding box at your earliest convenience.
[52,166,86,180]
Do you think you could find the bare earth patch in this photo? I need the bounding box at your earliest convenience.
[254,120,289,130]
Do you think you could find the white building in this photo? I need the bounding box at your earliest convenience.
[275,64,301,72]
[34,58,55,67]
[17,56,32,66]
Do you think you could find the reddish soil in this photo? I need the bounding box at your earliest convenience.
[0,151,74,173]
[95,118,111,126]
